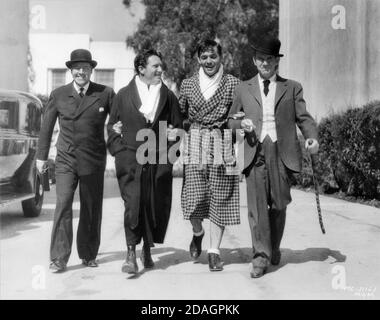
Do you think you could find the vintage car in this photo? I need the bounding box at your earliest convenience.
[0,89,49,217]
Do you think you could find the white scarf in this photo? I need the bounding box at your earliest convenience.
[135,75,162,122]
[199,64,224,100]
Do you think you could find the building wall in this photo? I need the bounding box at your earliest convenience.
[29,0,144,96]
[29,35,136,94]
[29,33,91,94]
[90,41,136,91]
[279,0,380,121]
[0,0,29,91]
[29,0,144,41]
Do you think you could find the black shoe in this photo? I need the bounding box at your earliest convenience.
[271,250,281,266]
[82,259,98,267]
[140,244,154,268]
[208,253,223,271]
[122,245,138,274]
[49,260,66,273]
[250,254,269,278]
[189,232,204,260]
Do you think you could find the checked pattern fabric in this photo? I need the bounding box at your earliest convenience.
[179,73,240,129]
[179,73,241,226]
[181,164,240,226]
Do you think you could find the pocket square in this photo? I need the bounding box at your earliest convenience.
[99,107,104,112]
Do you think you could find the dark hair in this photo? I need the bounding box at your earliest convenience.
[134,49,163,75]
[196,39,222,58]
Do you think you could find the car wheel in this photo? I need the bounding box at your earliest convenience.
[22,175,44,217]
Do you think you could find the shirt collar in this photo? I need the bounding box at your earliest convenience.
[135,75,161,89]
[73,81,90,95]
[258,73,277,84]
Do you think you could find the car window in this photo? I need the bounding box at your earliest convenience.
[0,98,19,131]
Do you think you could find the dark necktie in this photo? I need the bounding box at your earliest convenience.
[79,87,84,98]
[263,79,270,96]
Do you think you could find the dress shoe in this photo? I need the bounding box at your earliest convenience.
[49,260,66,273]
[189,232,204,260]
[208,253,223,271]
[140,244,154,268]
[82,259,98,267]
[250,254,269,278]
[271,250,281,266]
[122,245,138,274]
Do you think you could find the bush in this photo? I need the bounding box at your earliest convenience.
[294,101,380,201]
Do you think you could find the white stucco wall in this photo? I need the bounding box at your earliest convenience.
[28,0,145,96]
[29,35,136,95]
[0,0,29,91]
[29,33,90,95]
[279,0,380,121]
[90,41,136,92]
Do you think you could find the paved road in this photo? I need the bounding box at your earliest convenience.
[1,177,379,300]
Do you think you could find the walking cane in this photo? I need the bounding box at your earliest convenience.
[308,140,326,234]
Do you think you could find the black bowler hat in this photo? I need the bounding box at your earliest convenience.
[65,49,97,69]
[251,36,284,57]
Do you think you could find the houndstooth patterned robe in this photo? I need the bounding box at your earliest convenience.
[179,72,241,226]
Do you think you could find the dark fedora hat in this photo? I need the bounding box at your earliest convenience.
[251,36,284,57]
[65,49,97,69]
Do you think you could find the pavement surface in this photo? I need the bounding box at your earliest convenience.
[1,177,379,300]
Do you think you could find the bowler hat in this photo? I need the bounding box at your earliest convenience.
[251,37,284,57]
[65,49,97,69]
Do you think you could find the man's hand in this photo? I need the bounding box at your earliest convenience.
[305,138,319,154]
[113,121,122,135]
[231,111,245,120]
[167,124,177,141]
[241,118,255,133]
[36,159,48,174]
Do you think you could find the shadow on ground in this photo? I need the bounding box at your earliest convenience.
[0,177,120,240]
[0,208,80,240]
[91,246,346,278]
[267,247,346,274]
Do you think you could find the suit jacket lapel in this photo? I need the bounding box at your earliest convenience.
[151,84,168,126]
[129,76,143,112]
[64,83,80,118]
[128,77,147,123]
[274,75,288,112]
[75,82,100,117]
[247,75,263,107]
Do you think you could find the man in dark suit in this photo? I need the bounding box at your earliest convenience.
[107,49,183,274]
[228,36,319,278]
[36,49,115,272]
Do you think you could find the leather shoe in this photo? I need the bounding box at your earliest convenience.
[49,260,66,273]
[82,259,98,267]
[271,250,281,266]
[122,245,138,274]
[250,254,269,278]
[189,232,204,260]
[208,253,223,271]
[140,244,154,268]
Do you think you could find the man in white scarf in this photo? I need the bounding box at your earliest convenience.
[135,70,162,122]
[108,49,183,274]
[179,39,241,272]
[199,63,224,101]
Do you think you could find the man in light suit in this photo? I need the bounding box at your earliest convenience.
[228,36,319,278]
[36,49,115,272]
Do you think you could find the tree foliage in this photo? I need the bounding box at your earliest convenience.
[124,0,278,88]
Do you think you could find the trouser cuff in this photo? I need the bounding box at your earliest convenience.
[207,248,220,255]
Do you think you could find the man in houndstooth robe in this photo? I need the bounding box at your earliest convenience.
[179,39,241,271]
